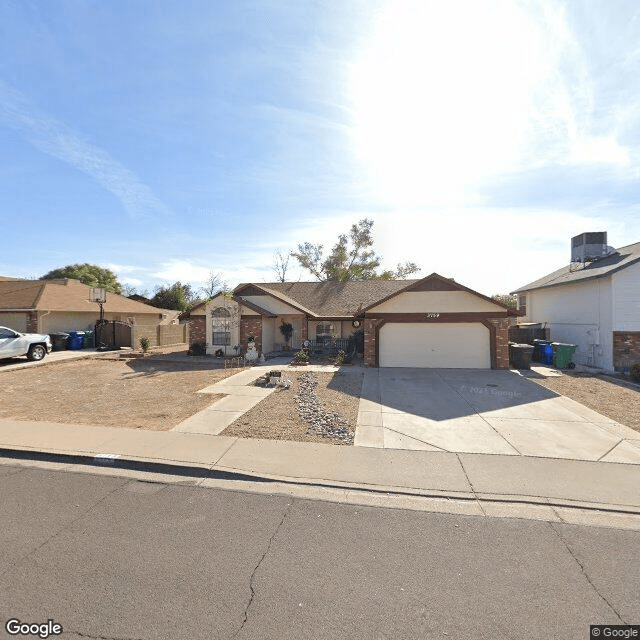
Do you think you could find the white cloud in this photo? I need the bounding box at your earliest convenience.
[0,80,171,220]
[121,277,143,286]
[153,260,211,284]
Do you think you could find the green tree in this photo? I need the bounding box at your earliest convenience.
[149,282,197,311]
[291,218,419,282]
[492,294,517,308]
[41,263,122,294]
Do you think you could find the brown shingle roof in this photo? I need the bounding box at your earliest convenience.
[235,280,420,317]
[0,278,167,314]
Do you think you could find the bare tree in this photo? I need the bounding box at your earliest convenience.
[272,250,291,282]
[201,271,226,300]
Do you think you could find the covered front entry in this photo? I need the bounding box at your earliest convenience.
[378,322,491,368]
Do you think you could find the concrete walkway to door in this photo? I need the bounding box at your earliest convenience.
[355,368,640,463]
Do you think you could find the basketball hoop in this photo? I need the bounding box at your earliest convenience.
[90,288,107,324]
[90,288,106,303]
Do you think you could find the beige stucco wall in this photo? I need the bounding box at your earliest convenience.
[40,312,161,334]
[368,291,503,313]
[262,317,276,353]
[0,312,28,332]
[242,295,301,315]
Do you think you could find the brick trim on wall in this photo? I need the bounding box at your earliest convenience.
[240,316,263,354]
[188,316,206,347]
[613,331,640,371]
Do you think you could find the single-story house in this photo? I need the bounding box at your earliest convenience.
[512,233,640,372]
[188,273,520,368]
[0,276,179,337]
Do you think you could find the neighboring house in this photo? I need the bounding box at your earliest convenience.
[512,233,640,372]
[0,277,177,336]
[188,273,520,368]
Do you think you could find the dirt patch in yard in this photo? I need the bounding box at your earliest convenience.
[0,357,244,430]
[222,370,364,445]
[531,372,640,432]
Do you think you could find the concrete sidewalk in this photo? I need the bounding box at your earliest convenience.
[0,347,113,372]
[0,418,639,530]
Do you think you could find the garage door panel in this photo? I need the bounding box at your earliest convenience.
[379,323,490,368]
[0,313,27,333]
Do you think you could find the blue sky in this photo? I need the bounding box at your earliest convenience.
[1,0,639,296]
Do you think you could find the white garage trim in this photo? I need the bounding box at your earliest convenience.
[378,322,491,368]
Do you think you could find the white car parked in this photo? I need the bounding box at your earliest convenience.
[0,326,52,361]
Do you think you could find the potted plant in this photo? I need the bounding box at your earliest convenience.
[280,320,293,351]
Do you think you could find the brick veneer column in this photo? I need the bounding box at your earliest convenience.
[240,316,263,353]
[613,331,640,371]
[301,320,308,341]
[188,316,206,347]
[26,311,38,333]
[487,317,509,369]
[363,318,381,367]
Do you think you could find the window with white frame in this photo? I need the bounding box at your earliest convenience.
[211,307,231,345]
[518,295,527,315]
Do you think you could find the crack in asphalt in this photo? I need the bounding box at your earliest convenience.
[232,499,294,639]
[548,522,627,624]
[0,477,130,579]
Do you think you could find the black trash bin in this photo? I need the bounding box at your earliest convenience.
[532,339,549,363]
[50,333,70,351]
[509,343,534,370]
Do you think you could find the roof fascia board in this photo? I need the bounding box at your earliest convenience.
[512,255,640,295]
[235,283,316,317]
[362,273,515,313]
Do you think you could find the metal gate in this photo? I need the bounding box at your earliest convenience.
[95,321,133,349]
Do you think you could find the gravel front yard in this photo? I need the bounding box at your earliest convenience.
[223,369,364,445]
[0,356,243,430]
[531,372,640,432]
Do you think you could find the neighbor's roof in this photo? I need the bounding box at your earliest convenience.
[512,241,640,294]
[235,280,420,317]
[0,278,168,314]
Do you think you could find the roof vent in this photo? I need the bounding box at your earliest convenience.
[571,232,612,263]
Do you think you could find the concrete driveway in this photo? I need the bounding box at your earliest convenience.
[355,368,640,463]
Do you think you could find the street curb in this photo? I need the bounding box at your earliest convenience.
[2,446,639,518]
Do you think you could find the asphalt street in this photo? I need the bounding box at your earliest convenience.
[0,463,638,640]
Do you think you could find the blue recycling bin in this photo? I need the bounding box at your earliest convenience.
[68,331,85,350]
[541,342,555,366]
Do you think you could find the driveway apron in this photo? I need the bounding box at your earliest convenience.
[355,368,640,462]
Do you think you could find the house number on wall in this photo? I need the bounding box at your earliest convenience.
[425,313,440,318]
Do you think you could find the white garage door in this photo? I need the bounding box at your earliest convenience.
[379,323,491,368]
[0,312,28,333]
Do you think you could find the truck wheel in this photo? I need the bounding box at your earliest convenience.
[27,345,46,361]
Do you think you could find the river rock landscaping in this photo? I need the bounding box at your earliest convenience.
[222,369,363,445]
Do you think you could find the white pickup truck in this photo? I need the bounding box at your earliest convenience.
[0,326,52,361]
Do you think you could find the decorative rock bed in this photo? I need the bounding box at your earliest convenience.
[294,372,355,444]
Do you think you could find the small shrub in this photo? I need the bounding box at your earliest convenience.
[188,342,206,356]
[294,349,308,362]
[631,364,640,382]
[335,349,346,365]
[139,336,151,353]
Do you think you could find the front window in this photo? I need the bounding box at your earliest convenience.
[316,323,332,343]
[211,307,231,345]
[518,295,527,315]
